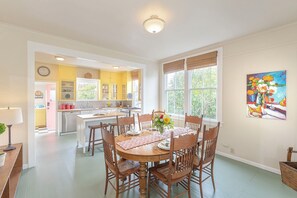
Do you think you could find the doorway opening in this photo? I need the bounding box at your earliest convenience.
[34,82,57,133]
[28,41,145,168]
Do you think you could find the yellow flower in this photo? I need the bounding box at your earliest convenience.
[247,90,254,95]
[164,117,170,124]
[263,75,274,82]
[249,76,254,81]
[253,78,260,82]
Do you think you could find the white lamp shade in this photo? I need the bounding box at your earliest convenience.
[143,16,165,34]
[0,107,23,125]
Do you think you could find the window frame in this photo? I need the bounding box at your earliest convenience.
[76,78,99,101]
[162,48,223,123]
[164,70,185,116]
[188,66,218,121]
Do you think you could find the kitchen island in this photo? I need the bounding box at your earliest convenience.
[76,112,126,153]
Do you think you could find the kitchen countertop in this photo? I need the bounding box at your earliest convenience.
[77,112,126,120]
[57,107,141,112]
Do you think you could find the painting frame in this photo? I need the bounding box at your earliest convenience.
[246,70,286,120]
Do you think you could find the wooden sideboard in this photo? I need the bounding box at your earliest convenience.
[0,143,23,198]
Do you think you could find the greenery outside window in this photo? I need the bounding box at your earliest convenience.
[189,66,217,119]
[164,71,185,115]
[76,78,98,101]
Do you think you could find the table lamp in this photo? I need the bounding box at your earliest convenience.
[0,107,23,151]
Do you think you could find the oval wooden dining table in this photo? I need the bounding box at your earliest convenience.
[115,131,170,198]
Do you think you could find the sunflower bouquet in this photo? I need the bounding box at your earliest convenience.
[152,114,174,134]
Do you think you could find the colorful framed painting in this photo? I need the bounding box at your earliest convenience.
[247,70,286,120]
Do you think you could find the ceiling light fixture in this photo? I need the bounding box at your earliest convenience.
[113,66,119,69]
[76,57,97,62]
[143,15,165,34]
[55,56,64,61]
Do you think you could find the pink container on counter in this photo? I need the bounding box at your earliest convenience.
[61,104,66,109]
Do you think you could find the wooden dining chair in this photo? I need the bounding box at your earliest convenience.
[152,109,165,118]
[184,113,203,133]
[191,122,221,198]
[137,113,153,130]
[148,132,198,198]
[116,115,135,135]
[87,123,109,156]
[101,123,140,198]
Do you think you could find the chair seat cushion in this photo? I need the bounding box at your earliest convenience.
[118,159,140,176]
[149,162,175,183]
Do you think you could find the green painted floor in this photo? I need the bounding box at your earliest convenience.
[16,133,296,198]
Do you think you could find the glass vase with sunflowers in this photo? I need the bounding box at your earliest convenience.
[152,114,174,134]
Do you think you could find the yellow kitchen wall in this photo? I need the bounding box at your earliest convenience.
[35,63,136,101]
[121,72,127,99]
[57,66,128,101]
[35,109,46,127]
[100,70,109,85]
[117,72,123,100]
[99,70,129,100]
[58,65,77,100]
[77,67,99,79]
[126,71,132,95]
[114,72,122,100]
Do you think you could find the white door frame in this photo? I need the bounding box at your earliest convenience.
[27,41,145,168]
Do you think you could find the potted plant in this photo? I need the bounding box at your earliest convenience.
[0,123,7,167]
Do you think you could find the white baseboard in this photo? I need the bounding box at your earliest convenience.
[216,151,280,175]
[23,164,29,169]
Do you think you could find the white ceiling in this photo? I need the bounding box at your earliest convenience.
[1,0,297,61]
[35,52,136,72]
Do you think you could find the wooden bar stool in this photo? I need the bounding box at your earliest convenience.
[88,123,108,156]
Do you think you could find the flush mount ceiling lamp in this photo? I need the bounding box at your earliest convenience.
[113,66,119,69]
[143,15,165,34]
[55,56,64,61]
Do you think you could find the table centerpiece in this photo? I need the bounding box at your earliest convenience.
[152,114,174,134]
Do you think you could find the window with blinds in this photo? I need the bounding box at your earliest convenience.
[163,50,219,119]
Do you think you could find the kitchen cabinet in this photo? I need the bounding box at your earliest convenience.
[100,71,129,100]
[101,83,109,100]
[122,84,127,99]
[61,81,74,100]
[111,84,117,100]
[58,65,77,100]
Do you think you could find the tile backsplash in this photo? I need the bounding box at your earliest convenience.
[58,100,132,109]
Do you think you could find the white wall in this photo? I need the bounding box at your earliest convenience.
[160,22,297,173]
[0,22,159,165]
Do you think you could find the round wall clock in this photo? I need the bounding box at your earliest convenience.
[37,66,50,77]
